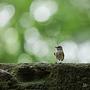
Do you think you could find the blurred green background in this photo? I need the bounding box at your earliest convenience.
[0,0,90,63]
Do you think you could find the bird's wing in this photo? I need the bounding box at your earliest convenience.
[61,53,64,61]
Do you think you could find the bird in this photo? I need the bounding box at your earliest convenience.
[54,46,64,63]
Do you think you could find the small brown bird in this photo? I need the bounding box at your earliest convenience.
[54,46,64,63]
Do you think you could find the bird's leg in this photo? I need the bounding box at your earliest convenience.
[59,60,62,64]
[56,60,62,64]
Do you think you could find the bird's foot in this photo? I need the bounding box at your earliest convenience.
[56,60,62,64]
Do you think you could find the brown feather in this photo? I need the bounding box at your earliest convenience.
[55,52,64,61]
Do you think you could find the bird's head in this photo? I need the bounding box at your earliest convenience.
[55,46,63,51]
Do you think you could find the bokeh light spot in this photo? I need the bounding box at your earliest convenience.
[33,6,50,22]
[18,53,32,63]
[78,41,90,63]
[24,27,49,56]
[30,0,58,22]
[3,28,20,55]
[61,41,78,63]
[0,4,15,27]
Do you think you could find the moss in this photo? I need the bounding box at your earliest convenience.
[46,63,90,90]
[12,63,51,82]
[0,69,18,90]
[0,63,90,89]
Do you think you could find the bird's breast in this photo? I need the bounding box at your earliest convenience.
[55,51,64,60]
